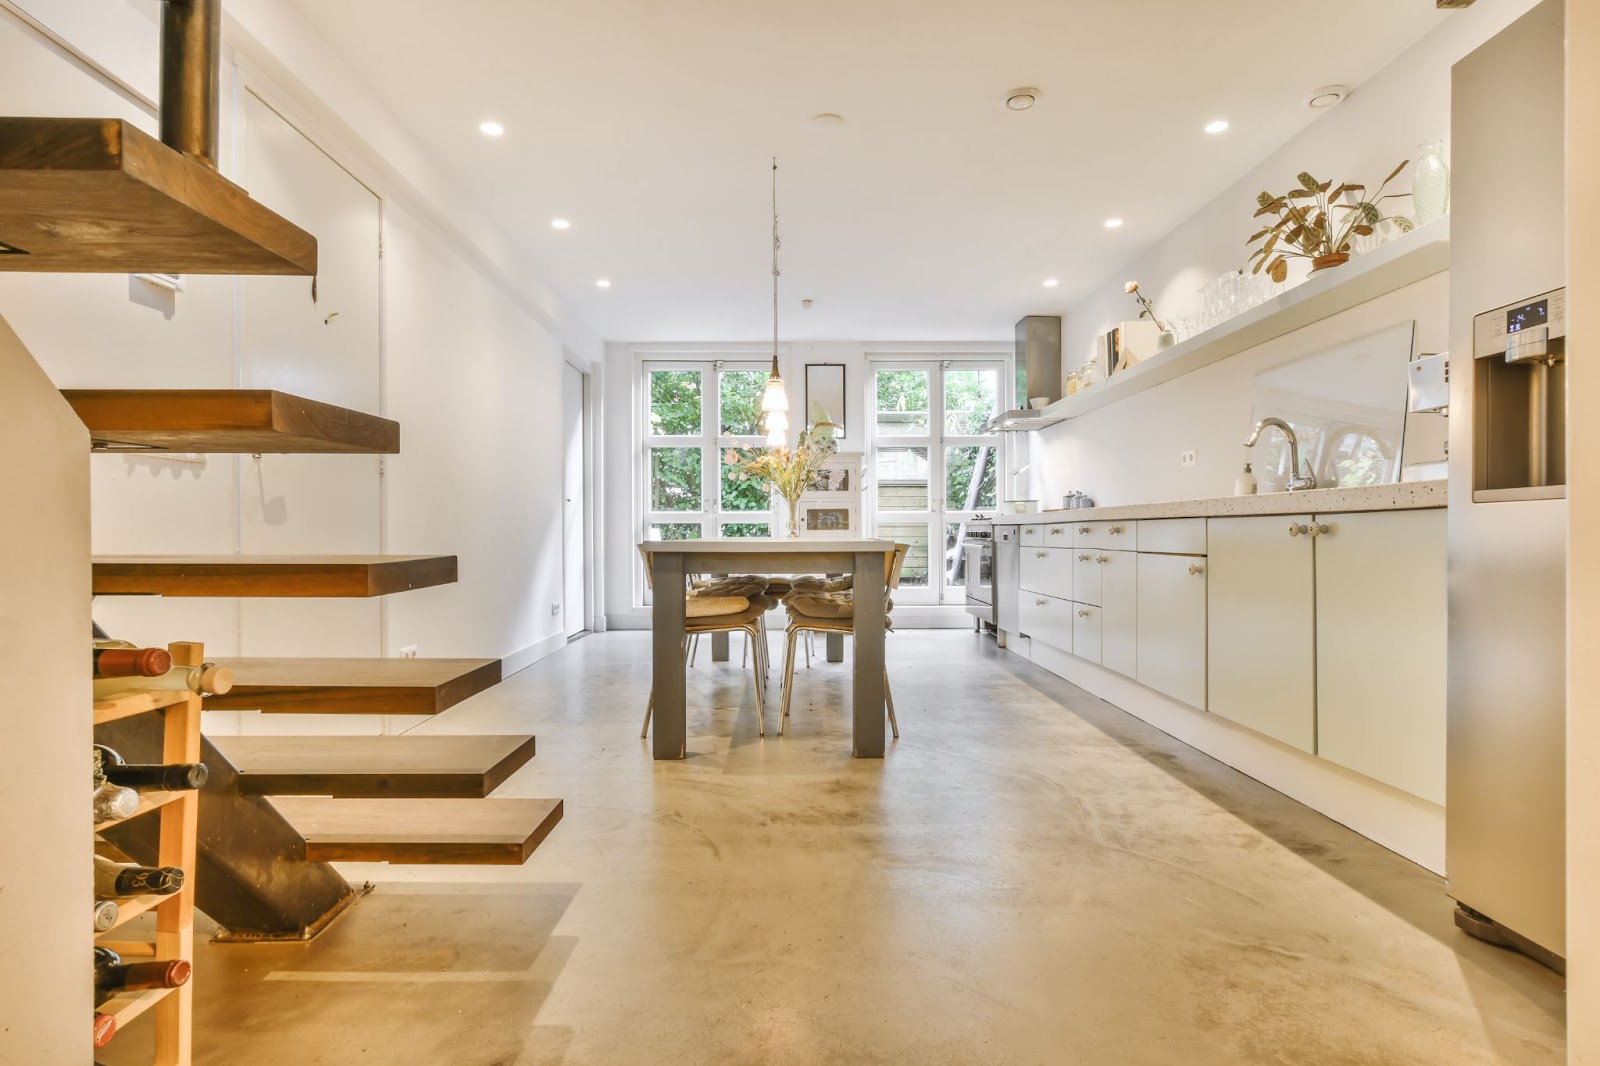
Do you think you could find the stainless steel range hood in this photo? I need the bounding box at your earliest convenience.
[985,315,1062,432]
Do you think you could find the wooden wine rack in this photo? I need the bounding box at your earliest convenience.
[93,641,203,1065]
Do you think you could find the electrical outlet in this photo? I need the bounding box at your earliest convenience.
[399,645,417,659]
[550,602,562,616]
[1180,449,1197,467]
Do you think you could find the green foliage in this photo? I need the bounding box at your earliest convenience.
[648,369,773,517]
[1248,159,1414,281]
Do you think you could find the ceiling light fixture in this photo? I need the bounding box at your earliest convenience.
[1005,87,1039,111]
[551,218,571,230]
[761,157,791,447]
[479,120,505,136]
[595,278,611,289]
[1104,218,1124,230]
[1043,278,1059,288]
[811,112,845,125]
[1205,119,1230,134]
[1305,85,1350,109]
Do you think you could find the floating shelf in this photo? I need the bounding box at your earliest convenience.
[269,797,564,865]
[1008,218,1451,431]
[91,554,458,597]
[63,390,399,454]
[214,734,536,798]
[202,657,502,716]
[0,117,316,274]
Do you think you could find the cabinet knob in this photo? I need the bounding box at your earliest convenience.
[1188,563,1205,576]
[1078,553,1091,562]
[1077,609,1091,618]
[1097,555,1110,564]
[1035,598,1048,607]
[1049,526,1064,534]
[1109,525,1125,535]
[1288,523,1309,537]
[1308,522,1331,537]
[1077,526,1091,534]
[1036,551,1049,559]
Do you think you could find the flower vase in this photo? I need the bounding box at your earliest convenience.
[1412,139,1450,226]
[783,495,802,538]
[1156,330,1176,351]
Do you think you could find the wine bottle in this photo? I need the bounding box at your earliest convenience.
[92,1011,116,1048]
[94,947,191,996]
[93,855,184,899]
[92,646,173,679]
[95,745,208,791]
[93,900,120,932]
[92,662,233,698]
[92,782,139,823]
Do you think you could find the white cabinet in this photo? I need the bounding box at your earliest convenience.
[1072,549,1102,605]
[1072,602,1102,662]
[1020,525,1043,545]
[1314,510,1446,803]
[1020,592,1073,653]
[1043,521,1072,547]
[1137,518,1205,555]
[1099,549,1138,677]
[1207,515,1316,752]
[1074,520,1134,551]
[1136,552,1207,709]
[1020,546,1072,601]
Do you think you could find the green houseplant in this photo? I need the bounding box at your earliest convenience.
[1248,161,1415,281]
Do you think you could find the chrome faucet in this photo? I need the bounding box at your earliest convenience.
[1244,417,1318,492]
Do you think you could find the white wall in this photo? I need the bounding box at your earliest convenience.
[1567,0,1597,1056]
[1035,0,1541,506]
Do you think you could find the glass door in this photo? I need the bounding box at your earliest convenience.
[870,361,1001,605]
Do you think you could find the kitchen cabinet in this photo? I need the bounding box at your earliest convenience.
[1137,518,1205,555]
[1099,549,1138,677]
[1072,549,1102,606]
[1207,515,1316,752]
[1074,520,1134,551]
[1020,546,1072,601]
[1072,602,1102,662]
[1020,525,1042,545]
[1020,592,1073,653]
[1043,521,1072,547]
[1314,509,1446,803]
[1136,552,1207,709]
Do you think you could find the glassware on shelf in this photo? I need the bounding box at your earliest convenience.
[1412,139,1450,225]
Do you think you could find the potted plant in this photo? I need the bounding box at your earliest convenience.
[725,417,840,537]
[1247,161,1415,281]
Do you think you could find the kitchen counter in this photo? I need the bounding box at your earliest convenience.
[994,479,1445,523]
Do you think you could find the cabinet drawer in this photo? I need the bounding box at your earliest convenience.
[1020,525,1043,545]
[1072,603,1102,664]
[1072,549,1103,606]
[1138,518,1205,556]
[1043,521,1072,546]
[1020,546,1072,600]
[1019,592,1073,653]
[1072,520,1134,550]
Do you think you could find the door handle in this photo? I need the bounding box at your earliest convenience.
[1188,563,1205,576]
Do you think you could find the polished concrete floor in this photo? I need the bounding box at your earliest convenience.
[105,632,1564,1065]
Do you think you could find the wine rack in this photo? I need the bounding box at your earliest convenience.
[93,641,203,1065]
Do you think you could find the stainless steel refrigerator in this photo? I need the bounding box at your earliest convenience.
[1446,0,1567,968]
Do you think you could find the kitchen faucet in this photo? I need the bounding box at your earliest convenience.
[1244,417,1318,492]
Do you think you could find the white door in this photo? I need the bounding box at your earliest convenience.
[1207,515,1317,751]
[562,363,587,638]
[1100,549,1138,678]
[1315,509,1446,802]
[1136,553,1207,709]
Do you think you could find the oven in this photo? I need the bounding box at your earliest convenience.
[963,519,994,628]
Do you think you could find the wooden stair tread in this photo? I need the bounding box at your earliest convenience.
[92,555,457,597]
[202,657,501,716]
[0,117,316,274]
[63,390,399,454]
[270,797,563,865]
[212,734,535,798]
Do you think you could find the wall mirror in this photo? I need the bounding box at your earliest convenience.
[1250,321,1415,493]
[805,363,847,439]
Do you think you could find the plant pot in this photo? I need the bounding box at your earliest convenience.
[1310,252,1351,273]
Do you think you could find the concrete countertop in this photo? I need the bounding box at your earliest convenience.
[993,479,1446,524]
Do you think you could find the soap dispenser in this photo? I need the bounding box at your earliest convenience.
[1235,462,1257,496]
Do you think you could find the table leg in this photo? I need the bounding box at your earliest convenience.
[826,633,845,663]
[711,632,730,662]
[652,553,687,759]
[852,551,887,758]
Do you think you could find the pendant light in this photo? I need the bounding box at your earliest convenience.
[762,157,791,447]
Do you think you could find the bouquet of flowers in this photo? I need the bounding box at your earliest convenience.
[725,414,840,537]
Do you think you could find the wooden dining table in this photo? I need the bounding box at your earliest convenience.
[641,538,899,760]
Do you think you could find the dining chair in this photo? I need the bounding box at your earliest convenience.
[777,543,909,738]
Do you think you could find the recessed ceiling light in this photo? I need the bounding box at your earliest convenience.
[595,278,612,289]
[1043,278,1059,288]
[1205,119,1230,134]
[1005,87,1039,111]
[479,120,505,137]
[551,218,571,230]
[1305,85,1350,109]
[811,113,845,125]
[1104,218,1124,230]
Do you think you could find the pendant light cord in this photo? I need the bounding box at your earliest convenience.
[771,156,781,377]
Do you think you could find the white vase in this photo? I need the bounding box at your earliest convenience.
[1412,140,1450,226]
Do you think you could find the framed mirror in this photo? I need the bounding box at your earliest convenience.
[805,363,847,439]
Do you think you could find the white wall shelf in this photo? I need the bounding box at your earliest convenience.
[1026,217,1451,430]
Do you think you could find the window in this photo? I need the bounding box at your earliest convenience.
[869,359,1003,605]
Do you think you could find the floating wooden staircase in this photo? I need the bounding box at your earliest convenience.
[213,734,536,798]
[92,555,458,598]
[203,657,501,715]
[63,389,400,454]
[270,797,563,865]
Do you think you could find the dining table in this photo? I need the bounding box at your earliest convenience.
[641,537,899,760]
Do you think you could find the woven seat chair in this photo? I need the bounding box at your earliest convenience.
[778,543,909,738]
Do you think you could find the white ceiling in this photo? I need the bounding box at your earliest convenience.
[284,0,1446,342]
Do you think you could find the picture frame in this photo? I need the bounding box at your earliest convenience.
[804,363,847,439]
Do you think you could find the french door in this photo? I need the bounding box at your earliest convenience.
[641,359,774,546]
[870,360,1002,606]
